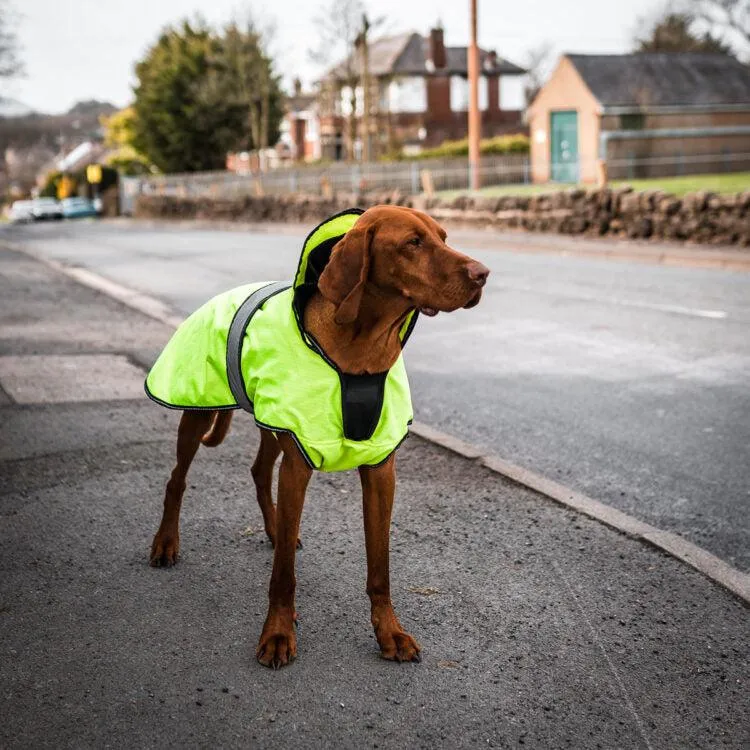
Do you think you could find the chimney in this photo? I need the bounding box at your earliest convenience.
[429,27,446,69]
[293,78,302,96]
[485,50,498,71]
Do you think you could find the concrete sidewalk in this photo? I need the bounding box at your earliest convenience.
[1,247,748,749]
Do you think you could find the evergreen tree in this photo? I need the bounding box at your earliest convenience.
[635,11,734,54]
[132,19,283,173]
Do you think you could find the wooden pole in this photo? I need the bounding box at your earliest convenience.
[468,0,481,191]
[360,15,372,163]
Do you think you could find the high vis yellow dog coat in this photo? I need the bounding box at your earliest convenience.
[145,209,419,472]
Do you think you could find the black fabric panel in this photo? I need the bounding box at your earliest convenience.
[304,235,344,286]
[292,207,364,291]
[339,371,388,441]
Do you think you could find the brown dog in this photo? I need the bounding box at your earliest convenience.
[149,205,489,668]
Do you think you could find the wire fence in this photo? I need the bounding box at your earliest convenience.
[133,155,530,199]
[120,149,750,214]
[604,150,750,180]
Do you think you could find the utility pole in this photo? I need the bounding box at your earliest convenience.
[468,0,481,191]
[357,14,372,162]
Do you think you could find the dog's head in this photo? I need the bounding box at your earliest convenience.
[318,205,489,324]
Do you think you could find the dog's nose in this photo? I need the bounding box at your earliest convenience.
[466,261,490,287]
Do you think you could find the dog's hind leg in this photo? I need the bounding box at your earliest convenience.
[251,427,282,546]
[201,410,233,447]
[150,410,214,567]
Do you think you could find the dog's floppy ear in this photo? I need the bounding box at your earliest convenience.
[318,222,374,325]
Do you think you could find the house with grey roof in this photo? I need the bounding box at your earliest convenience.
[527,53,750,183]
[317,26,527,161]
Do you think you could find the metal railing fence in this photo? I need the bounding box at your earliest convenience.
[119,149,750,214]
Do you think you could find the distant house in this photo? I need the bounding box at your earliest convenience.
[528,53,750,183]
[55,141,106,173]
[277,80,321,163]
[226,81,321,170]
[317,26,527,160]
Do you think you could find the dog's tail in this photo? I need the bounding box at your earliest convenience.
[201,411,234,447]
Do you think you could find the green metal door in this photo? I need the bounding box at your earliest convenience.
[550,111,579,183]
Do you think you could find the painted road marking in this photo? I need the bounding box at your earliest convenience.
[495,281,729,320]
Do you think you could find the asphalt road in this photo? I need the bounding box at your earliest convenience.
[2,247,749,749]
[3,220,749,571]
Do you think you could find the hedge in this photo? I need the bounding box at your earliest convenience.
[408,134,530,160]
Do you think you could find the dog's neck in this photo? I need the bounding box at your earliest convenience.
[304,287,414,375]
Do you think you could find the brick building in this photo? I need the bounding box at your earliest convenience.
[277,80,321,163]
[528,53,750,183]
[317,27,527,160]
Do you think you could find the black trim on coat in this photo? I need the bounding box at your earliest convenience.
[143,380,240,411]
[293,207,365,291]
[252,419,317,469]
[361,425,412,468]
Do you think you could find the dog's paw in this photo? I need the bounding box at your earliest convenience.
[256,629,297,669]
[377,629,421,663]
[256,608,297,669]
[150,533,179,567]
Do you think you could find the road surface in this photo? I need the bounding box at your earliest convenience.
[2,246,748,749]
[4,220,749,571]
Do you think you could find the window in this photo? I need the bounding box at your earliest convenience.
[620,113,646,130]
[305,116,319,142]
[499,76,526,111]
[387,77,427,113]
[479,77,488,111]
[450,76,488,112]
[450,76,468,111]
[340,86,363,116]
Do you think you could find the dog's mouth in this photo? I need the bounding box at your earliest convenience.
[462,289,483,310]
[419,291,482,317]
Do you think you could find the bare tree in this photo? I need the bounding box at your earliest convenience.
[0,0,24,85]
[688,0,750,53]
[524,42,554,105]
[309,0,366,161]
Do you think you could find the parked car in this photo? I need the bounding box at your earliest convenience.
[32,197,63,220]
[9,200,35,223]
[61,197,98,219]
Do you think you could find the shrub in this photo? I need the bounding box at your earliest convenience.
[409,134,530,160]
[39,165,119,199]
[39,171,77,199]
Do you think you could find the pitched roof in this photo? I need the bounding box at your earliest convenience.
[327,33,413,78]
[567,53,750,109]
[286,93,317,113]
[326,32,525,80]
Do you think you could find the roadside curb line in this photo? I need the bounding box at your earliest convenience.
[3,241,184,329]
[410,422,750,605]
[8,241,749,606]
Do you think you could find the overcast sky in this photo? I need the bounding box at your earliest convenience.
[13,0,665,114]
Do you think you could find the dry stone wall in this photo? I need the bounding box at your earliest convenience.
[135,186,750,246]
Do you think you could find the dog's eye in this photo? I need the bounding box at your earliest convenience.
[408,237,421,247]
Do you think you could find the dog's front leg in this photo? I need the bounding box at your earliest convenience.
[359,455,421,663]
[256,434,311,669]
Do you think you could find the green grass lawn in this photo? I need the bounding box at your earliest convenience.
[436,171,750,199]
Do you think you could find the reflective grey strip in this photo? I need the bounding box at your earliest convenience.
[226,281,292,412]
